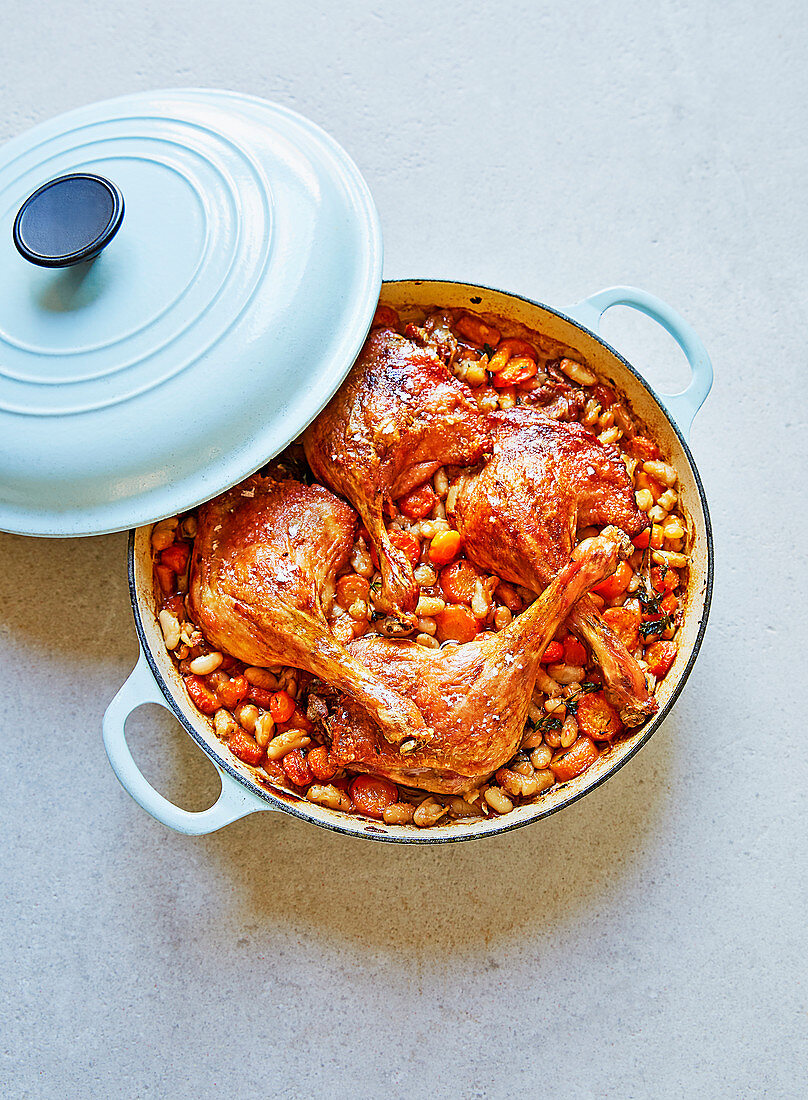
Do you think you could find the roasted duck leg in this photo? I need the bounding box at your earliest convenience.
[328,528,629,794]
[188,472,431,746]
[448,407,657,725]
[303,327,490,632]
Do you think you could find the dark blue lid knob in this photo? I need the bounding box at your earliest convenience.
[13,173,124,268]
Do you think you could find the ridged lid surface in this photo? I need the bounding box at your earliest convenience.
[0,89,382,535]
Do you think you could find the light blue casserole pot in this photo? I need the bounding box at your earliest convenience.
[105,279,714,843]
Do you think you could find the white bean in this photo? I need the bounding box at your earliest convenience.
[416,595,445,617]
[307,784,351,812]
[244,666,277,689]
[559,358,596,386]
[643,459,677,487]
[265,729,310,760]
[253,712,276,748]
[188,651,223,675]
[483,787,514,814]
[158,609,181,650]
[547,662,584,685]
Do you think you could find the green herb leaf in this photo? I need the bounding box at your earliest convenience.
[565,681,601,716]
[482,343,496,358]
[639,614,672,638]
[538,714,562,732]
[636,581,663,614]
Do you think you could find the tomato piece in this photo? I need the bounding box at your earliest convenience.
[454,314,500,347]
[184,675,219,715]
[155,564,176,595]
[645,641,677,679]
[493,356,538,388]
[562,636,588,667]
[269,690,296,724]
[635,471,664,501]
[495,580,525,612]
[246,684,274,708]
[592,383,615,409]
[307,746,337,782]
[641,613,667,642]
[371,304,400,329]
[550,737,599,782]
[601,606,641,650]
[228,729,264,766]
[429,529,462,567]
[629,435,661,461]
[387,526,421,567]
[349,774,399,819]
[651,566,679,593]
[434,604,479,643]
[276,705,314,735]
[216,675,249,710]
[160,542,190,574]
[592,561,633,600]
[498,337,538,360]
[661,592,678,616]
[540,640,564,664]
[576,693,622,740]
[632,528,650,550]
[281,748,313,787]
[440,559,482,604]
[163,593,185,617]
[397,483,437,521]
[336,574,370,608]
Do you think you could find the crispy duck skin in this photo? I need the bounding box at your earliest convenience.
[448,407,657,725]
[187,472,431,747]
[302,327,490,633]
[328,529,629,794]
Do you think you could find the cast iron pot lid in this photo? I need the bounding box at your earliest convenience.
[0,89,382,536]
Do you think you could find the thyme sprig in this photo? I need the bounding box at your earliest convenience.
[564,681,602,715]
[639,614,673,638]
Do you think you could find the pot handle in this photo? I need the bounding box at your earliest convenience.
[566,286,713,439]
[103,651,268,835]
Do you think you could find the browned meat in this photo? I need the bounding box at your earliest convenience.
[188,471,430,746]
[303,328,490,633]
[329,529,629,794]
[448,407,657,725]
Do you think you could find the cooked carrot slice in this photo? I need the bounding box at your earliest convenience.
[601,606,641,650]
[592,561,633,600]
[184,675,219,715]
[576,693,622,741]
[349,775,399,819]
[429,530,462,567]
[336,574,370,607]
[645,641,677,679]
[434,604,479,643]
[440,560,482,604]
[550,737,599,782]
[228,729,264,766]
[397,484,437,521]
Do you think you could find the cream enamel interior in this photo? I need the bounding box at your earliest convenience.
[130,279,711,843]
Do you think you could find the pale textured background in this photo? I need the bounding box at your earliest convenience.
[1,2,806,1098]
